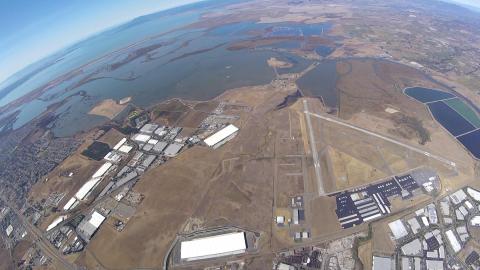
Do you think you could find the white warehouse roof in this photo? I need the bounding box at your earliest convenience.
[113,138,127,150]
[180,232,246,261]
[63,197,77,211]
[388,220,408,240]
[204,124,239,147]
[118,145,133,154]
[92,162,113,179]
[133,133,151,143]
[89,211,106,228]
[446,230,461,252]
[75,177,103,200]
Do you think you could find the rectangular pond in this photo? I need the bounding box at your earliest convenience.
[443,98,480,128]
[458,129,480,159]
[427,101,476,137]
[404,87,455,103]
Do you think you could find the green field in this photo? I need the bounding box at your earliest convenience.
[444,98,480,128]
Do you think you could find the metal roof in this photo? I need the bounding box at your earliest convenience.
[113,138,127,150]
[388,220,408,239]
[204,124,239,147]
[180,232,246,261]
[164,143,183,157]
[92,162,113,179]
[90,211,106,228]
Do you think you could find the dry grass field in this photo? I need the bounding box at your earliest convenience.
[82,81,292,269]
[88,99,126,119]
[357,240,373,270]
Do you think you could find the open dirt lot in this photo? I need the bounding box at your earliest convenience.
[88,99,126,119]
[82,81,293,269]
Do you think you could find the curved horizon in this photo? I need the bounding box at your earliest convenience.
[0,0,204,86]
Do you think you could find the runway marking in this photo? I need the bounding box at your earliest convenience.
[303,100,325,195]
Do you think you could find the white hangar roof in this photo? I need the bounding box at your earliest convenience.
[180,232,246,261]
[204,124,239,147]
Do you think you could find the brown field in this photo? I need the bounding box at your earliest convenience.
[150,99,219,127]
[371,220,395,255]
[82,82,290,269]
[357,240,372,270]
[97,127,126,147]
[309,196,342,237]
[88,99,126,119]
[0,246,13,270]
[35,55,476,269]
[325,147,388,191]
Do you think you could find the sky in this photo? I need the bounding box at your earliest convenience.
[0,0,203,84]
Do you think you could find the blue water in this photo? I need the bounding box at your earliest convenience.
[427,101,475,136]
[296,61,338,107]
[404,87,455,103]
[0,0,323,137]
[457,130,480,159]
[315,45,335,57]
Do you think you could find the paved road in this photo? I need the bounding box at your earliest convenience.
[305,111,457,168]
[3,201,77,270]
[303,100,325,196]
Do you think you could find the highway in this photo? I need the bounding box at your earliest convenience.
[2,200,77,270]
[304,111,457,168]
[303,100,325,195]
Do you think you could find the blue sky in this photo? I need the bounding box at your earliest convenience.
[0,0,202,84]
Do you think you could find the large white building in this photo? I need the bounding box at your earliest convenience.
[77,211,106,241]
[204,124,239,149]
[180,232,247,261]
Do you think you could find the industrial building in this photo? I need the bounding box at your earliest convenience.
[180,232,247,261]
[62,162,113,212]
[389,220,408,240]
[63,197,77,211]
[153,141,168,153]
[132,133,151,143]
[113,138,127,150]
[75,162,113,200]
[140,123,158,134]
[164,143,183,157]
[204,124,239,149]
[118,145,133,154]
[104,151,122,163]
[77,211,106,241]
[372,256,394,270]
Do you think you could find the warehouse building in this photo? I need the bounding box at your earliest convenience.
[74,162,113,201]
[133,133,151,143]
[153,141,168,153]
[140,123,158,134]
[104,151,122,163]
[113,138,127,150]
[388,220,408,240]
[204,124,239,149]
[77,211,106,241]
[372,256,394,270]
[180,232,247,261]
[63,197,78,211]
[164,143,183,157]
[118,145,133,154]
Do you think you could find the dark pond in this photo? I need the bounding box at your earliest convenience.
[404,87,455,103]
[296,61,338,108]
[315,45,335,57]
[457,130,480,159]
[427,101,475,136]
